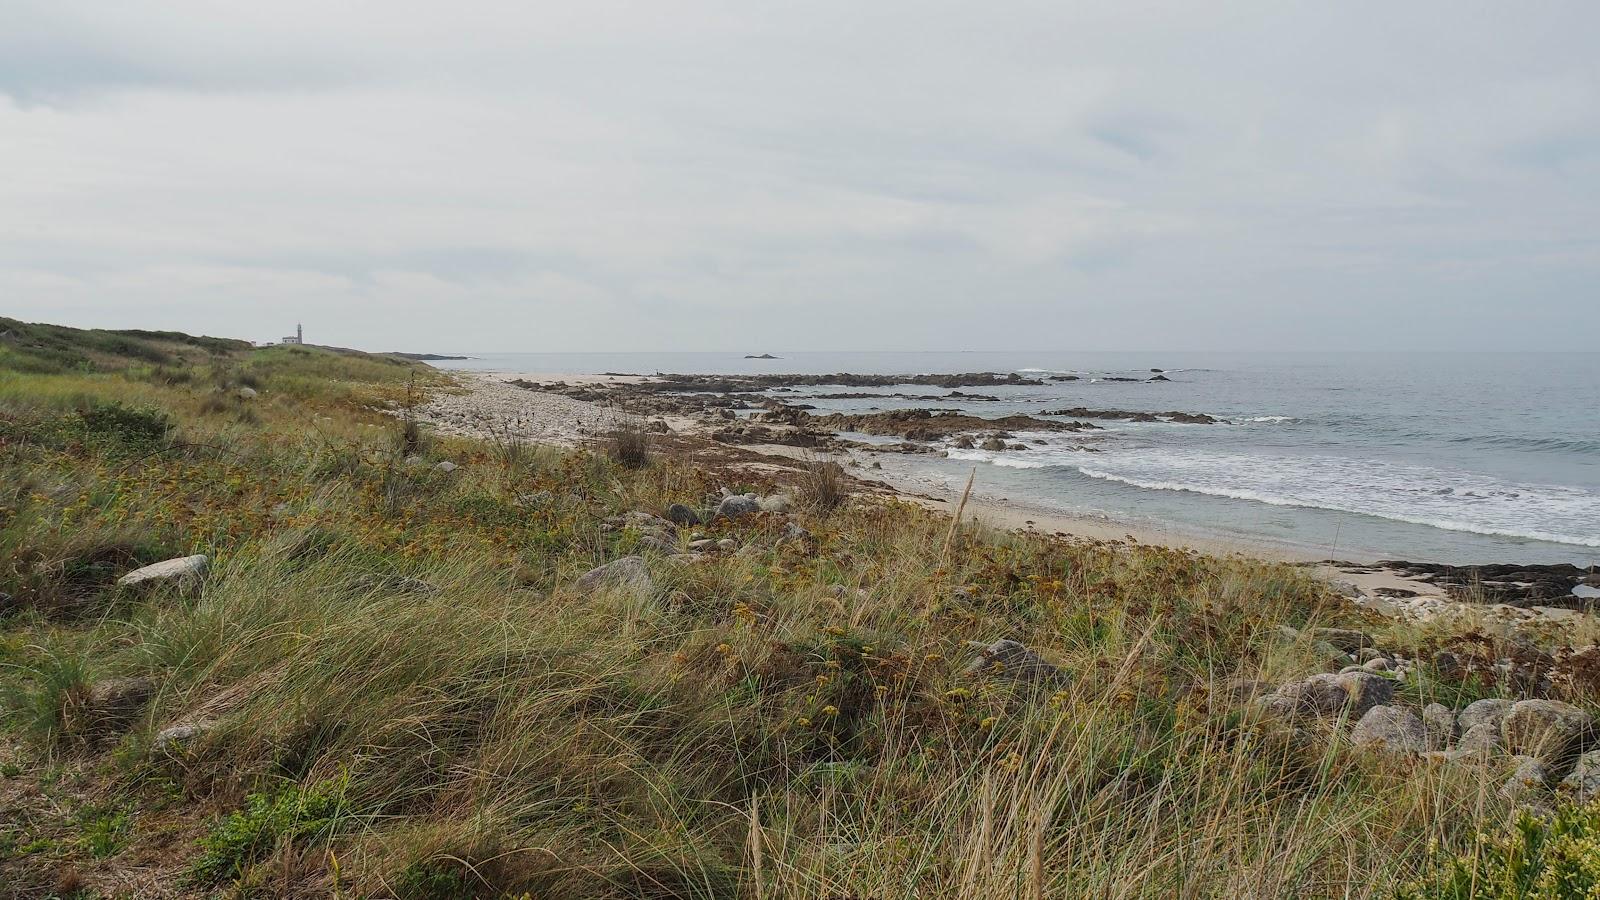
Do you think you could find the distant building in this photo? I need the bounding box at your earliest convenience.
[281,323,303,345]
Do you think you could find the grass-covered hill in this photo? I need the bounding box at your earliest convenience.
[0,318,1595,898]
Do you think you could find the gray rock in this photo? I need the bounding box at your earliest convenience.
[1329,579,1363,599]
[1335,671,1395,716]
[1273,672,1350,714]
[1253,694,1302,719]
[1433,650,1465,680]
[1361,657,1392,673]
[636,535,678,555]
[620,511,674,530]
[1221,677,1272,704]
[964,639,1065,685]
[1456,722,1505,755]
[717,538,737,551]
[575,556,654,597]
[688,539,716,552]
[1313,628,1374,653]
[1274,674,1349,716]
[665,503,701,526]
[714,495,761,520]
[1502,699,1592,764]
[780,522,812,543]
[1422,703,1458,751]
[118,555,209,588]
[236,386,258,400]
[433,460,458,473]
[1500,755,1551,804]
[758,494,792,513]
[1349,705,1427,753]
[153,721,210,753]
[1459,698,1514,733]
[86,676,158,731]
[1561,750,1600,802]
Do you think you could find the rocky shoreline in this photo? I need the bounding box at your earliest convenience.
[414,370,1599,624]
[499,371,1211,458]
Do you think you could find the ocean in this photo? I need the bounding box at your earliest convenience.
[434,351,1600,566]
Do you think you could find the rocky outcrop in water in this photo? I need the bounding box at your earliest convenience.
[810,409,1100,441]
[1040,407,1218,425]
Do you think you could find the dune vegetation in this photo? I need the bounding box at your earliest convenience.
[1,316,1595,899]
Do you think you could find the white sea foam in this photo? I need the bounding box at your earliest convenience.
[944,448,1053,469]
[1070,449,1600,548]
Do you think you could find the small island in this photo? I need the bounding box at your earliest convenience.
[744,353,781,359]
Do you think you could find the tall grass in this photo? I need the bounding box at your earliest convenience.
[603,412,652,470]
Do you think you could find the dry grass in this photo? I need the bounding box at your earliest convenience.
[799,457,849,515]
[602,412,651,470]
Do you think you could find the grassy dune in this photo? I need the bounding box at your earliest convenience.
[0,317,1589,898]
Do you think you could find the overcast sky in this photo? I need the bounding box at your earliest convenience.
[3,1,1597,352]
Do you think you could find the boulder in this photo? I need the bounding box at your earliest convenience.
[85,676,158,731]
[1502,699,1592,764]
[1335,671,1395,716]
[575,556,654,598]
[118,555,209,588]
[1433,651,1465,680]
[964,639,1065,685]
[666,503,701,526]
[1349,705,1426,753]
[1422,703,1458,751]
[979,436,1007,452]
[1456,722,1505,755]
[1459,698,1513,733]
[757,495,792,513]
[1500,755,1551,805]
[1274,674,1349,716]
[1561,750,1600,802]
[636,535,679,555]
[153,721,210,754]
[714,495,761,520]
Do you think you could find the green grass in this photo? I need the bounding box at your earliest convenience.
[0,317,1591,897]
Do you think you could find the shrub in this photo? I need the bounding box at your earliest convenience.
[1397,803,1600,899]
[396,861,479,899]
[77,402,171,455]
[191,779,350,884]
